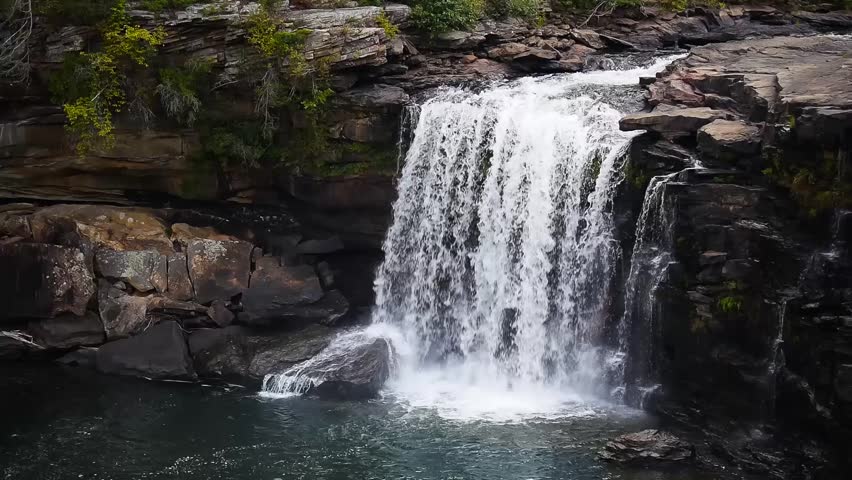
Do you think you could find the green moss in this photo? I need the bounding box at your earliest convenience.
[762,146,852,218]
[623,162,650,190]
[718,296,743,313]
[301,143,399,177]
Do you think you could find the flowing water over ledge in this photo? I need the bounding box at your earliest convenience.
[1,365,738,480]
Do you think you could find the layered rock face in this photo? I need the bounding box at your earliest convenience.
[0,203,354,384]
[618,34,852,473]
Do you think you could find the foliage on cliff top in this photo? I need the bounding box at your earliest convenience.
[410,0,485,33]
[49,0,165,154]
[157,58,213,127]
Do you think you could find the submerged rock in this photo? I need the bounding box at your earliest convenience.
[601,429,695,465]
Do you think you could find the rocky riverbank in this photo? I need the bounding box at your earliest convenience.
[2,1,852,476]
[617,33,852,477]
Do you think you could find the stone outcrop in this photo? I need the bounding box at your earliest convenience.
[600,430,695,464]
[0,203,358,382]
[0,243,95,321]
[618,34,852,474]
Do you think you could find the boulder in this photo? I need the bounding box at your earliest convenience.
[94,249,167,293]
[697,119,762,159]
[600,430,695,464]
[28,312,105,349]
[97,280,150,339]
[186,239,252,304]
[96,321,196,381]
[165,253,194,301]
[188,324,334,381]
[241,258,324,324]
[302,337,392,400]
[620,107,730,135]
[0,243,95,321]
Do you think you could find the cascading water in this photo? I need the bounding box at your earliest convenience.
[264,55,685,419]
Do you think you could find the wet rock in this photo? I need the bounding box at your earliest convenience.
[699,251,728,266]
[303,338,391,400]
[0,243,95,321]
[206,300,234,328]
[0,332,41,360]
[241,258,324,324]
[296,236,345,255]
[96,321,195,381]
[56,347,98,368]
[601,430,695,464]
[697,119,761,159]
[188,324,333,381]
[97,281,150,339]
[620,107,731,135]
[94,249,167,293]
[278,290,350,326]
[28,312,105,349]
[186,239,252,304]
[166,253,193,301]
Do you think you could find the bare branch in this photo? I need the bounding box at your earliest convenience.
[0,0,33,84]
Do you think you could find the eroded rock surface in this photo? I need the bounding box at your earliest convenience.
[601,430,695,464]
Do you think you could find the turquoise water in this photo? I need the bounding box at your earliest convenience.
[0,365,741,480]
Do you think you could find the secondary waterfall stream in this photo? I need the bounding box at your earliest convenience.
[264,55,685,419]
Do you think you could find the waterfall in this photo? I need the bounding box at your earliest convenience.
[614,165,702,404]
[263,56,685,416]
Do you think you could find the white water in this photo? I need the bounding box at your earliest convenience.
[264,55,685,420]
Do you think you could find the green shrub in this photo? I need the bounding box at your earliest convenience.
[376,11,399,39]
[49,0,166,154]
[141,0,201,12]
[486,0,540,19]
[34,0,119,25]
[156,59,213,126]
[410,0,484,33]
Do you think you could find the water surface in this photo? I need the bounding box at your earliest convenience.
[1,365,738,480]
